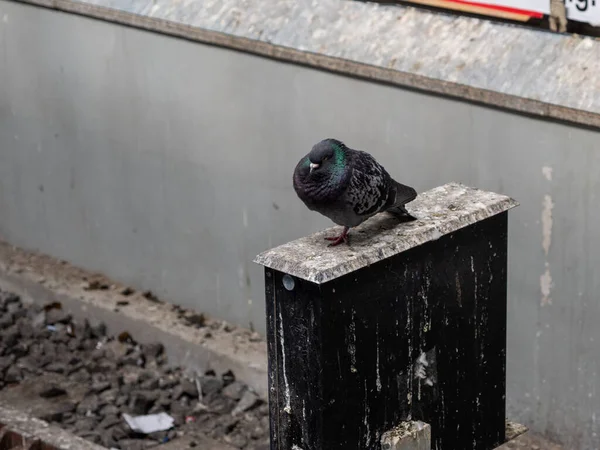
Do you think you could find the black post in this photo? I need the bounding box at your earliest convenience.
[255,183,518,450]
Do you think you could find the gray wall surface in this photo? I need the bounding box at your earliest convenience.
[1,2,599,448]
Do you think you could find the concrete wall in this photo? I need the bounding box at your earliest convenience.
[1,2,599,447]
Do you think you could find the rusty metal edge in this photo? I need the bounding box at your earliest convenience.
[6,0,600,131]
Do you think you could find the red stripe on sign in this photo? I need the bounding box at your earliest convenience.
[445,0,545,17]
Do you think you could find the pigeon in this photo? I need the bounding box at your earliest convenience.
[293,138,417,246]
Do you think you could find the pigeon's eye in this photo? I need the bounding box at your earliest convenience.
[323,156,329,161]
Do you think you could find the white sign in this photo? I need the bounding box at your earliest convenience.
[565,0,600,25]
[463,0,550,14]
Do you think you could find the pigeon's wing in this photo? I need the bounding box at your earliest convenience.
[347,150,392,217]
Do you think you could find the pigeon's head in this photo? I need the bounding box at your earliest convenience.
[307,139,346,175]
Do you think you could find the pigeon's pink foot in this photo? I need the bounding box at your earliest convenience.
[325,227,350,247]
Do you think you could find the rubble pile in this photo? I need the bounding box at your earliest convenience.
[0,290,269,450]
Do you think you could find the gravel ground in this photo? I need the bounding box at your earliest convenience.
[0,289,270,450]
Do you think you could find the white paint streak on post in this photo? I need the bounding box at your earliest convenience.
[376,322,382,393]
[348,311,357,373]
[381,421,431,450]
[278,310,292,414]
[542,166,553,181]
[364,380,371,447]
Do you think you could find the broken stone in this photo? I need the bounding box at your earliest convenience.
[76,395,101,415]
[121,350,145,367]
[0,355,14,374]
[45,362,68,374]
[0,313,14,329]
[101,432,118,449]
[73,417,98,432]
[232,390,261,416]
[111,424,130,441]
[90,322,107,339]
[45,308,72,325]
[140,377,159,391]
[5,365,23,383]
[209,396,236,415]
[11,308,28,323]
[39,401,76,422]
[200,375,223,397]
[222,381,247,401]
[174,393,191,413]
[99,404,120,417]
[142,342,164,359]
[90,380,111,394]
[0,292,21,308]
[76,430,102,444]
[3,327,20,347]
[178,378,199,398]
[98,413,121,429]
[129,392,157,415]
[99,387,120,404]
[222,370,235,386]
[10,342,29,359]
[39,385,68,398]
[18,321,35,339]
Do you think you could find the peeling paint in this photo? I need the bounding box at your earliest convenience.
[542,166,553,181]
[540,194,554,306]
[278,311,292,414]
[242,208,248,228]
[540,264,553,306]
[541,194,554,256]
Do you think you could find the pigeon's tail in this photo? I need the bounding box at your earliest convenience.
[386,181,418,221]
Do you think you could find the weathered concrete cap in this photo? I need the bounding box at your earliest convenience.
[254,182,518,284]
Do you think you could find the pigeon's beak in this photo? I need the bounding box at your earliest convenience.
[309,163,320,174]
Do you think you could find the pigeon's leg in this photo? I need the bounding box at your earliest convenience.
[325,226,350,247]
